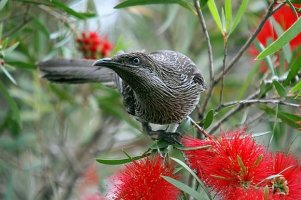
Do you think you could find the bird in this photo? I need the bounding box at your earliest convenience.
[39,50,206,142]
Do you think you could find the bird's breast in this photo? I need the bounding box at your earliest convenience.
[134,84,201,124]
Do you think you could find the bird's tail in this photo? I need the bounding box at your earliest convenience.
[38,58,118,88]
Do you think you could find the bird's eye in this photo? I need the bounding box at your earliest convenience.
[132,57,140,65]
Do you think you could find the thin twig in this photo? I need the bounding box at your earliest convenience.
[219,39,228,105]
[216,99,300,112]
[208,90,261,133]
[193,0,214,116]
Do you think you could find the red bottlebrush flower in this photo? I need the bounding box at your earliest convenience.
[182,128,272,199]
[250,3,301,73]
[76,31,113,59]
[109,155,180,200]
[181,136,215,181]
[268,152,301,200]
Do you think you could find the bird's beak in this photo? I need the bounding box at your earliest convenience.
[92,58,120,69]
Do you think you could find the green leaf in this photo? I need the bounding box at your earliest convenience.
[0,80,20,127]
[4,61,36,69]
[170,157,212,199]
[273,80,286,97]
[0,66,17,85]
[256,18,301,60]
[3,42,19,56]
[254,40,276,76]
[207,0,223,33]
[162,176,203,200]
[290,80,301,94]
[203,109,214,129]
[260,105,301,130]
[0,0,8,10]
[230,0,248,34]
[51,0,96,19]
[96,154,148,165]
[199,0,209,8]
[225,0,232,33]
[114,0,195,14]
[270,17,292,63]
[285,54,301,85]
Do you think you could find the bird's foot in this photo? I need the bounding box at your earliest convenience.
[148,130,182,145]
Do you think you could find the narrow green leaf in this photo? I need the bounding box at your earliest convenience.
[0,66,17,85]
[230,0,248,34]
[170,157,213,199]
[51,0,96,19]
[4,61,36,69]
[203,109,214,129]
[254,40,276,76]
[0,0,8,10]
[207,0,223,33]
[285,54,301,85]
[257,18,301,60]
[270,17,292,63]
[0,80,20,126]
[114,0,195,14]
[290,80,301,93]
[225,0,232,32]
[199,0,209,8]
[260,105,301,129]
[3,42,19,56]
[162,176,203,200]
[96,154,148,165]
[273,80,286,97]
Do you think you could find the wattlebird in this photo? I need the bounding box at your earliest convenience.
[39,50,206,142]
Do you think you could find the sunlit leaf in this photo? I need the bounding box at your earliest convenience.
[256,18,301,60]
[290,80,301,94]
[225,0,232,33]
[0,0,8,10]
[114,0,195,14]
[207,0,223,33]
[230,0,248,34]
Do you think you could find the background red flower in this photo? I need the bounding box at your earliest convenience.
[76,31,113,59]
[109,155,180,200]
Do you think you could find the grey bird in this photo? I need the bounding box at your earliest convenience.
[39,50,206,142]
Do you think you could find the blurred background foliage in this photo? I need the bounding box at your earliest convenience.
[0,0,300,199]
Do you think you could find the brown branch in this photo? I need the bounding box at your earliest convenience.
[193,0,214,116]
[216,99,300,112]
[208,90,261,133]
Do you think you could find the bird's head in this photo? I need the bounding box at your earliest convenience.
[93,52,167,93]
[93,51,206,94]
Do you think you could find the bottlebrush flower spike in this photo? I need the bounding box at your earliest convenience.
[268,152,301,200]
[182,128,272,199]
[181,136,215,181]
[76,31,113,59]
[109,155,180,200]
